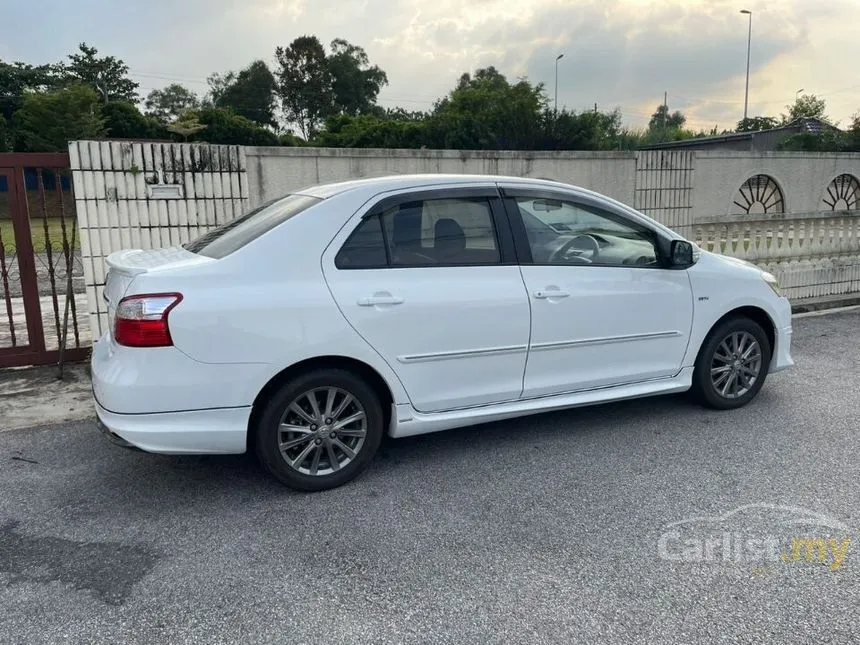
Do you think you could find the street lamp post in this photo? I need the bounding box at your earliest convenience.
[740,9,752,122]
[554,54,564,116]
[796,88,804,101]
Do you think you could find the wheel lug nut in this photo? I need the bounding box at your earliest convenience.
[315,439,322,445]
[330,432,336,439]
[325,418,333,424]
[310,424,317,431]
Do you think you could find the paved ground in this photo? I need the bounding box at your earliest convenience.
[2,250,89,351]
[1,309,858,644]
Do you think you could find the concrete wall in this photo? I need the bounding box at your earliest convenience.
[245,147,638,209]
[246,146,860,225]
[69,141,249,337]
[693,151,860,218]
[70,141,860,334]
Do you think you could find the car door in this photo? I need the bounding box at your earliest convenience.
[501,187,694,398]
[322,186,531,413]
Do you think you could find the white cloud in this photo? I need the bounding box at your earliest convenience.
[6,0,858,130]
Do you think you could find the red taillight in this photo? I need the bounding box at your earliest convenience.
[114,293,183,347]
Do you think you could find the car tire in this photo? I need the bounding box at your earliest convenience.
[255,368,384,491]
[690,316,772,410]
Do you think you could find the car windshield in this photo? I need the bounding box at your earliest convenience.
[184,193,322,259]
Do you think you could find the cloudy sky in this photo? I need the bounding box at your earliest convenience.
[3,0,859,131]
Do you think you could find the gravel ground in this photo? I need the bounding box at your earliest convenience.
[1,309,858,644]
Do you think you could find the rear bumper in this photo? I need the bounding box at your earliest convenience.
[94,398,250,454]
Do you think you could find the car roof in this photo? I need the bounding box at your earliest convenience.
[292,174,577,199]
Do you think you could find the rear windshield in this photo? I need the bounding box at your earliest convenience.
[184,193,322,259]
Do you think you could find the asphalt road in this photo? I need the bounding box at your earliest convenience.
[2,309,859,644]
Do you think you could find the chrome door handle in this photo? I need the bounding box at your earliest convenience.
[533,290,570,299]
[358,295,404,306]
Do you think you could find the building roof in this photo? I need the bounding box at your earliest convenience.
[640,117,839,150]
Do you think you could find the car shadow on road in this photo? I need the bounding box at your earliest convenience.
[75,391,722,498]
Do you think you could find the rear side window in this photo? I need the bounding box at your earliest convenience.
[335,196,500,269]
[185,194,322,259]
[335,216,387,268]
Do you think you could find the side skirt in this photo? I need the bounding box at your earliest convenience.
[389,367,694,438]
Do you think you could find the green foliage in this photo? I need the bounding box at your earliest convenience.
[648,104,686,131]
[167,112,206,141]
[432,67,546,149]
[778,130,851,152]
[188,107,279,146]
[278,132,306,146]
[0,61,60,121]
[214,60,277,127]
[275,36,333,139]
[315,114,428,148]
[737,116,779,132]
[102,101,168,139]
[846,112,860,151]
[0,114,9,152]
[205,71,235,106]
[781,94,829,124]
[541,109,623,150]
[65,43,139,103]
[327,39,388,117]
[145,83,200,123]
[12,84,106,152]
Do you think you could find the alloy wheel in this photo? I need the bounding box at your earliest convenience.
[709,331,763,399]
[277,387,367,476]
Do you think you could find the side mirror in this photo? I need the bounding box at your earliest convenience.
[669,240,694,268]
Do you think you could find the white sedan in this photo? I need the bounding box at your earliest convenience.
[92,174,794,490]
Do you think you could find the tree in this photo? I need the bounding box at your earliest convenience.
[0,61,61,121]
[737,116,779,132]
[778,131,845,152]
[0,114,10,152]
[846,111,860,151]
[275,36,333,138]
[65,43,139,103]
[542,108,623,150]
[214,60,277,127]
[648,104,686,131]
[781,93,829,124]
[186,106,279,146]
[144,83,199,122]
[205,71,236,105]
[102,101,168,139]
[431,67,545,149]
[327,39,388,116]
[12,84,106,152]
[315,113,428,148]
[167,112,206,141]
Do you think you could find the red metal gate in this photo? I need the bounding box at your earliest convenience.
[0,153,89,368]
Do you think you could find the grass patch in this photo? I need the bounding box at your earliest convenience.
[0,217,80,254]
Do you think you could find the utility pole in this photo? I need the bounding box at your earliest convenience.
[663,91,668,124]
[740,10,752,122]
[594,102,598,114]
[661,91,668,142]
[554,54,564,117]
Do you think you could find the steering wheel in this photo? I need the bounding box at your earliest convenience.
[549,234,600,264]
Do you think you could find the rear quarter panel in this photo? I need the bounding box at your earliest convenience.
[123,191,411,408]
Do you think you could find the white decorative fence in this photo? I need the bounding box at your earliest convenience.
[693,211,860,300]
[70,141,249,337]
